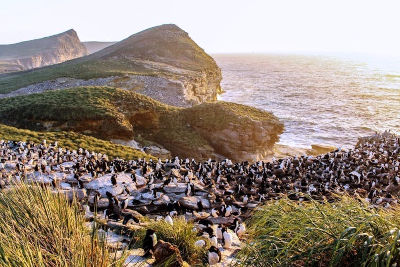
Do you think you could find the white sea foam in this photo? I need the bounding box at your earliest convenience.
[215,53,400,149]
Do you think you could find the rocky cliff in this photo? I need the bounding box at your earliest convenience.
[181,102,283,161]
[89,24,222,106]
[0,25,222,107]
[0,87,283,162]
[0,29,87,74]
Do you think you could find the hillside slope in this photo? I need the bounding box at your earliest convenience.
[0,29,87,73]
[0,24,222,107]
[0,87,283,161]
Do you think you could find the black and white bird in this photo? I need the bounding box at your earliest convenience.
[208,246,222,265]
[216,224,223,239]
[222,227,233,249]
[111,174,117,186]
[120,198,129,210]
[143,229,157,257]
[209,234,218,247]
[122,213,140,225]
[165,215,173,226]
[233,218,246,237]
[211,208,219,218]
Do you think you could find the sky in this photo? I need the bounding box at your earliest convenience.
[1,0,400,56]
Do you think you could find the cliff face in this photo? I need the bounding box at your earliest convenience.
[0,29,87,73]
[87,24,222,106]
[181,102,284,161]
[0,87,283,162]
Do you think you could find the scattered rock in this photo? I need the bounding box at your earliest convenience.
[143,146,171,159]
[178,196,210,210]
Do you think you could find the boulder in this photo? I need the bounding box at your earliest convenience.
[5,162,16,169]
[60,182,72,190]
[164,183,187,194]
[143,146,171,159]
[88,197,109,208]
[178,196,210,210]
[135,175,147,187]
[85,173,133,190]
[60,161,75,169]
[153,194,171,206]
[97,185,124,198]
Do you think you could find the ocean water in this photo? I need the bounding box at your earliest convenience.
[214,53,400,149]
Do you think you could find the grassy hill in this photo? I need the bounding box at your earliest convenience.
[0,86,283,161]
[0,24,220,95]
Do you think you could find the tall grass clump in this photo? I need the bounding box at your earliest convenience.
[238,196,400,267]
[147,217,207,264]
[0,183,123,266]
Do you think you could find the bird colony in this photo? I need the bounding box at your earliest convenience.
[0,131,399,265]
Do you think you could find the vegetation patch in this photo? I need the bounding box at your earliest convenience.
[147,217,207,264]
[0,86,282,160]
[0,123,153,160]
[238,196,400,266]
[0,183,124,266]
[182,101,282,131]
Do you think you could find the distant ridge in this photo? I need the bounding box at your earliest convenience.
[83,41,116,54]
[0,29,87,73]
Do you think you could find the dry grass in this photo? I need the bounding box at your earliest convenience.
[0,183,125,266]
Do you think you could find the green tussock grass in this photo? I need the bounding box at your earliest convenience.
[0,123,154,160]
[0,86,282,159]
[0,183,125,266]
[0,86,170,123]
[142,218,207,265]
[181,101,283,135]
[238,196,400,267]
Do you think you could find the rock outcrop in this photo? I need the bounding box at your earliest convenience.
[181,102,284,161]
[0,29,87,73]
[90,24,222,106]
[0,87,283,162]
